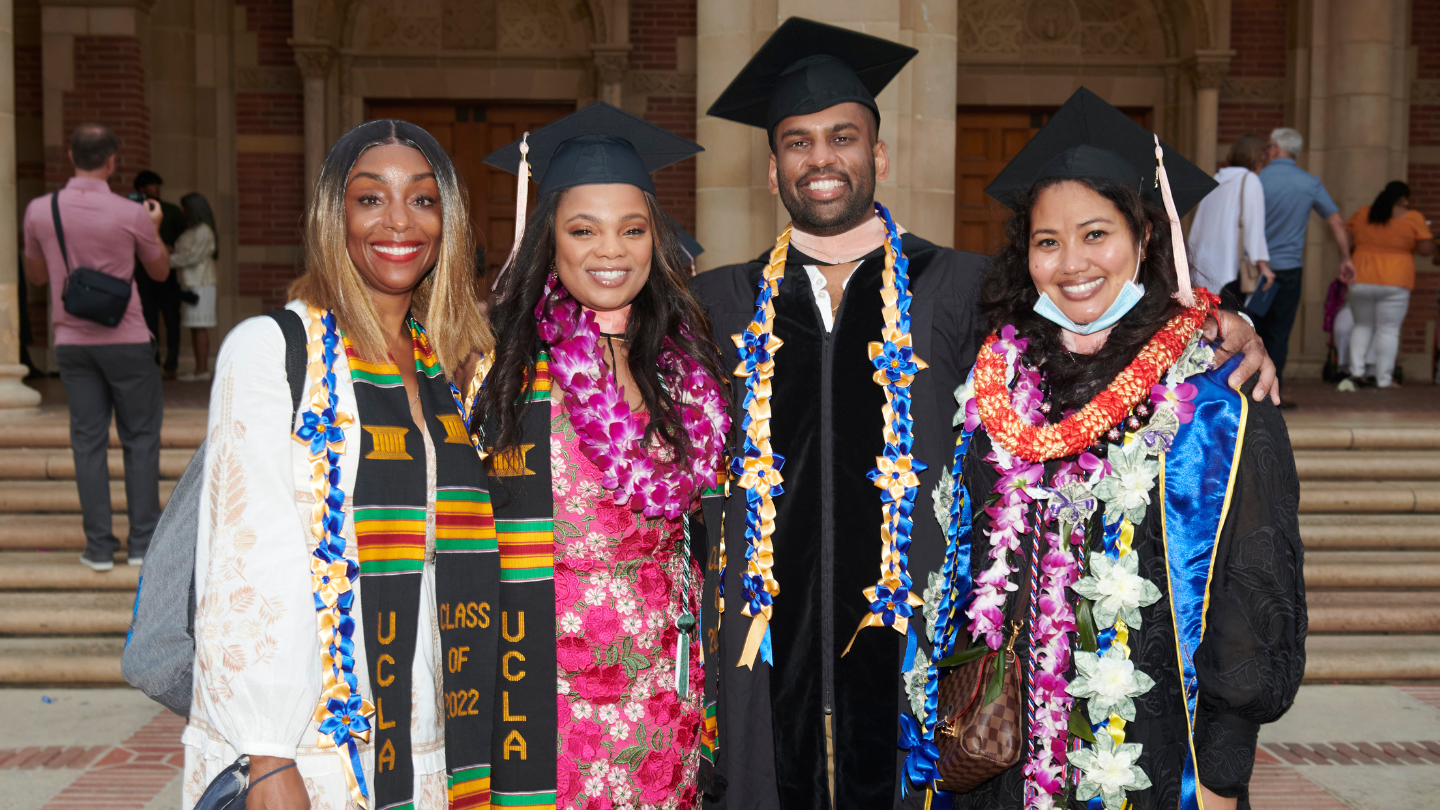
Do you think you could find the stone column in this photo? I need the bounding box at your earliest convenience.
[1188,53,1231,175]
[591,44,632,108]
[695,0,777,271]
[293,44,332,203]
[900,0,957,246]
[0,0,41,414]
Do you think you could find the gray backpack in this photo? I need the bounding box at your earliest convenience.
[122,310,306,716]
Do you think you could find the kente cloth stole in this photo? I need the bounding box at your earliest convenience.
[346,321,497,810]
[480,353,558,810]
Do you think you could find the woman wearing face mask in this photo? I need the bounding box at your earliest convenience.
[918,90,1304,810]
[184,120,493,810]
[476,104,729,810]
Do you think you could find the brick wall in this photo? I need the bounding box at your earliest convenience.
[15,40,42,185]
[236,92,304,136]
[234,0,304,309]
[1217,0,1286,150]
[629,0,695,71]
[1404,0,1440,364]
[53,36,150,193]
[647,96,697,233]
[632,0,697,233]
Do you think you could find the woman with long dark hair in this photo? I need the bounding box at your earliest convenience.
[916,90,1304,810]
[173,192,218,380]
[184,119,493,810]
[476,103,728,809]
[1340,180,1434,388]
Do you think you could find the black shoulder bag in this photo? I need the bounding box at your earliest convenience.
[52,190,134,327]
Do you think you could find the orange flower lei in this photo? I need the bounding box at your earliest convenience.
[975,291,1217,462]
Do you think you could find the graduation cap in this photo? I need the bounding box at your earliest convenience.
[985,87,1215,307]
[706,17,918,133]
[984,87,1216,216]
[483,102,702,198]
[482,102,702,284]
[664,213,703,262]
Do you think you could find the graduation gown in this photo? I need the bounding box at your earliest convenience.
[690,233,989,810]
[954,384,1306,810]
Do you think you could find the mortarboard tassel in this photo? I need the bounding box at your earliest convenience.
[492,132,531,291]
[1153,134,1195,308]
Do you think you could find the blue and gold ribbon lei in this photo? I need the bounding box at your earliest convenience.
[295,307,371,807]
[729,203,926,670]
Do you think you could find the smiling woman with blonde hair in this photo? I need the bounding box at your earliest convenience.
[184,119,496,810]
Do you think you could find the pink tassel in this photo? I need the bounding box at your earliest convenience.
[1154,135,1195,308]
[492,133,531,291]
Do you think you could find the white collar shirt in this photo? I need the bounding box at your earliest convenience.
[804,262,862,332]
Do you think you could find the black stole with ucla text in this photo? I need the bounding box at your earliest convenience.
[479,353,559,809]
[347,322,499,810]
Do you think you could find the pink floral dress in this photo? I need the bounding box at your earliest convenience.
[551,399,705,810]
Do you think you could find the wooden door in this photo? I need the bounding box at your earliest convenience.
[954,108,1153,256]
[365,101,574,291]
[955,111,1040,256]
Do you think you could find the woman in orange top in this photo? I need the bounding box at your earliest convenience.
[1344,181,1434,387]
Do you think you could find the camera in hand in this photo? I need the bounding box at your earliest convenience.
[127,191,147,203]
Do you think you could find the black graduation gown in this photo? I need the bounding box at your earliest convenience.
[953,387,1306,810]
[690,233,990,810]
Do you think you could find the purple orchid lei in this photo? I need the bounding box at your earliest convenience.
[950,325,1215,808]
[534,272,731,520]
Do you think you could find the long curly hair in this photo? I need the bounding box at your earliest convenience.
[979,176,1185,413]
[478,188,727,470]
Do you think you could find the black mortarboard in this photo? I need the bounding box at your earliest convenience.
[706,17,918,132]
[482,102,702,198]
[985,87,1216,215]
[664,213,703,261]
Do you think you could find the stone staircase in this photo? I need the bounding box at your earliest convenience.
[0,410,203,684]
[1291,422,1440,680]
[1,411,1438,684]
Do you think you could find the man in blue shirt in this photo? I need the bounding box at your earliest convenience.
[1259,127,1356,403]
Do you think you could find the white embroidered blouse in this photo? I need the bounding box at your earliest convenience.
[182,302,449,810]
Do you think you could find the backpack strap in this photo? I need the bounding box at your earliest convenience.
[50,191,73,276]
[264,309,307,415]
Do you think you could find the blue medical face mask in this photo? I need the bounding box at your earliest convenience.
[1032,245,1146,335]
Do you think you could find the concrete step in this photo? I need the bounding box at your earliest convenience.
[1289,425,1440,451]
[1299,514,1440,549]
[0,514,129,550]
[0,592,134,635]
[0,553,141,590]
[1293,450,1440,480]
[1300,480,1440,513]
[1304,634,1440,681]
[0,637,125,684]
[1308,592,1440,633]
[0,448,195,480]
[0,417,206,449]
[1305,550,1440,589]
[0,480,175,513]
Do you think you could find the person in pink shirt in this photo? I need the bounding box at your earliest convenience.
[23,123,171,571]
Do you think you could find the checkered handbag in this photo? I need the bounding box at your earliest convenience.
[932,643,1023,793]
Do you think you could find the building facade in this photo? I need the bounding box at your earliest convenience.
[0,0,1436,404]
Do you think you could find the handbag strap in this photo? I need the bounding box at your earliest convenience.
[50,191,72,276]
[1236,173,1246,261]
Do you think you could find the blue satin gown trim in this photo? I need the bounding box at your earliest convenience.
[1162,353,1247,810]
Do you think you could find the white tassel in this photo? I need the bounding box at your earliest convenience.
[1154,134,1195,308]
[492,133,531,291]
